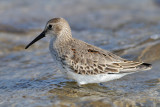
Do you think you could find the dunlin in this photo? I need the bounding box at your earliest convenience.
[25,18,152,85]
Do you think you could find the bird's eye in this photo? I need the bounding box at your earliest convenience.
[48,25,52,29]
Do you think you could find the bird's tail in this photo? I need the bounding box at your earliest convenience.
[119,62,152,73]
[136,63,152,71]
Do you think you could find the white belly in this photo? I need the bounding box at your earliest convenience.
[66,68,131,85]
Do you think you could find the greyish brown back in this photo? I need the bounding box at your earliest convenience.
[57,38,151,75]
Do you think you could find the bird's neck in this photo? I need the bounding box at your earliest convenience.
[50,32,72,53]
[57,33,72,43]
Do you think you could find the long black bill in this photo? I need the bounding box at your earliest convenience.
[25,31,46,49]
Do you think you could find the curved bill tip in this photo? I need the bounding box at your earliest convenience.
[25,31,45,49]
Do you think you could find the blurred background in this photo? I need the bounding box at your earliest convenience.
[0,0,160,106]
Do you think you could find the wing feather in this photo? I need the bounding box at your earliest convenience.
[62,39,143,75]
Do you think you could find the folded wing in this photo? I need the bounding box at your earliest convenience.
[62,39,151,75]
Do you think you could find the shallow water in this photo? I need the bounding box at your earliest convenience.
[0,0,160,107]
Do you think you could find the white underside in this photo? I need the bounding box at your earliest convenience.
[66,68,132,85]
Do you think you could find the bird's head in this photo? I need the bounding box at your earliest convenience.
[25,17,71,49]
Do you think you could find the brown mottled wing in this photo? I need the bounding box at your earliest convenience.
[63,39,143,75]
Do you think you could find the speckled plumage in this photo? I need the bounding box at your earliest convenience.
[54,37,150,74]
[26,17,152,85]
